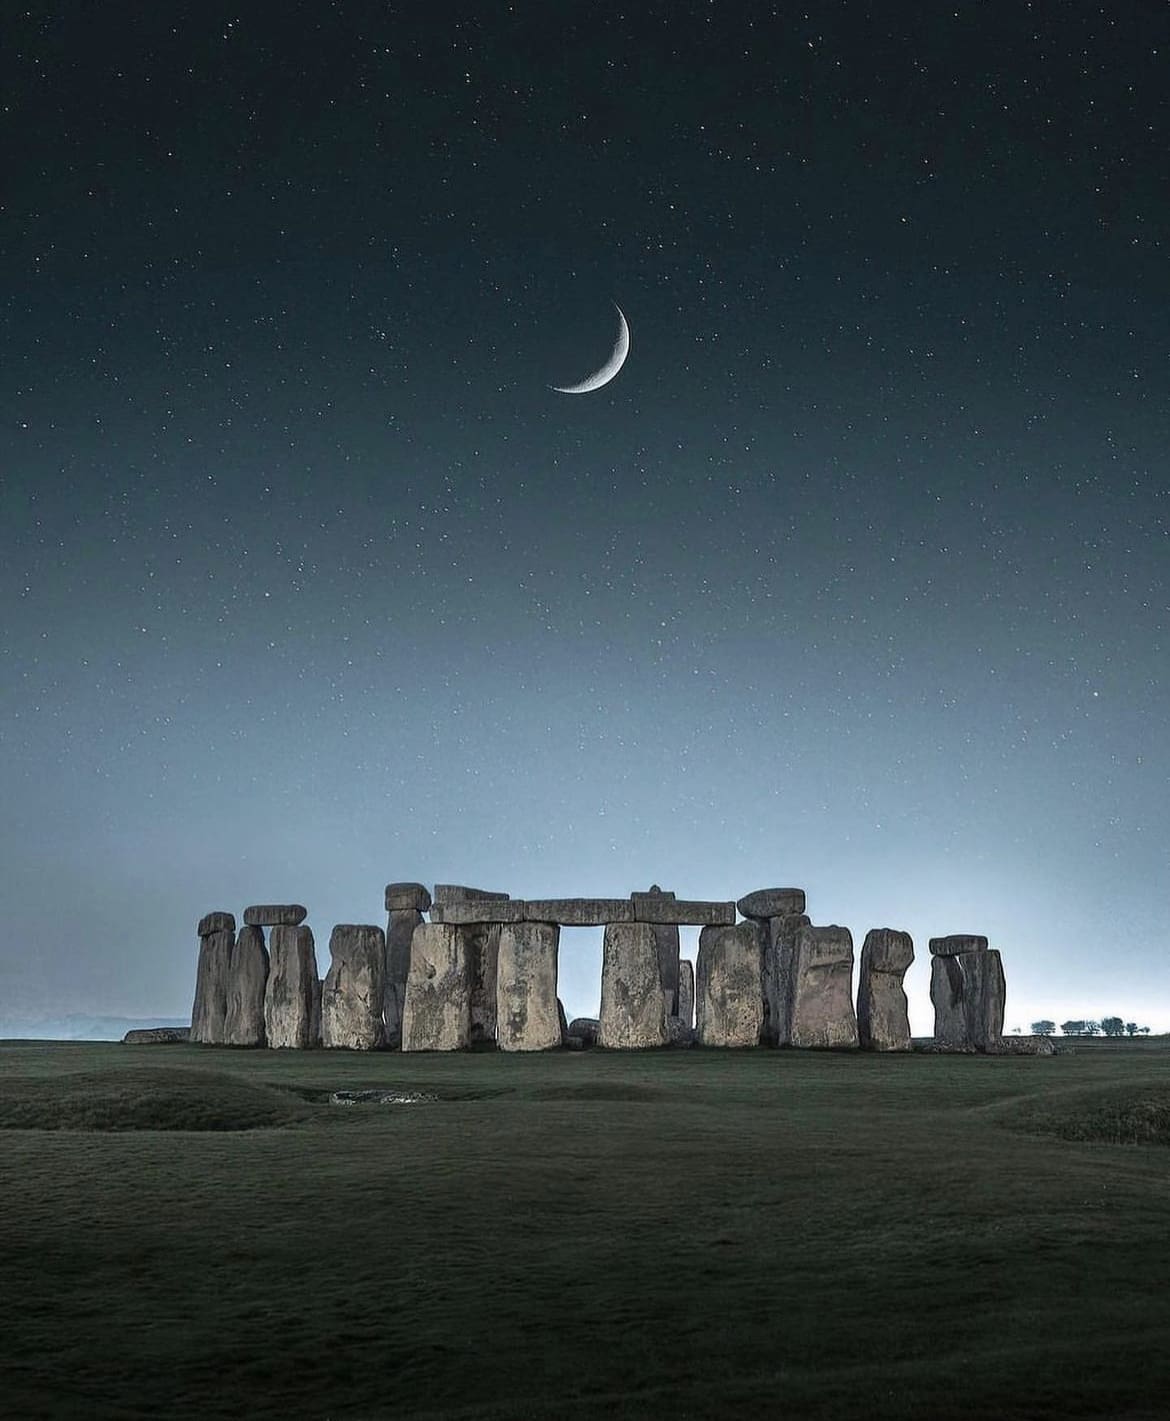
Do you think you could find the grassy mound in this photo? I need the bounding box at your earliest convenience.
[0,1067,308,1132]
[999,1081,1170,1146]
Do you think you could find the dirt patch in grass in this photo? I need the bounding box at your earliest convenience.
[998,1082,1170,1147]
[0,1068,310,1132]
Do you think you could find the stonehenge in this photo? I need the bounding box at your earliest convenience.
[857,929,914,1052]
[696,921,765,1047]
[929,936,1006,1051]
[189,882,1013,1055]
[322,925,386,1051]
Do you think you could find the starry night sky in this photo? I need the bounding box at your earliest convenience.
[4,3,1168,1033]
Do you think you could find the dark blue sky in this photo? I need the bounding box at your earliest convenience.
[3,2,1167,1031]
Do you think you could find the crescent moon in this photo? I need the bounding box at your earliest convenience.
[551,304,631,394]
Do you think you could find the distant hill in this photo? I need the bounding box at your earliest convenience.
[0,1015,190,1042]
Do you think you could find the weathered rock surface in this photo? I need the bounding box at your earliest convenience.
[522,898,635,926]
[384,882,432,913]
[243,904,308,928]
[401,922,471,1051]
[322,924,386,1051]
[496,921,561,1052]
[197,910,235,938]
[433,899,526,925]
[761,913,810,1046]
[987,1034,1055,1056]
[123,1027,191,1044]
[568,1017,600,1046]
[931,949,1005,1051]
[789,924,858,1049]
[384,908,422,1047]
[929,934,989,957]
[264,924,321,1049]
[558,998,569,1044]
[677,959,695,1029]
[696,921,765,1047]
[736,888,806,921]
[190,926,234,1044]
[599,922,669,1049]
[631,898,736,927]
[466,922,502,1043]
[224,924,269,1047]
[429,885,509,921]
[666,1016,697,1047]
[857,928,913,1052]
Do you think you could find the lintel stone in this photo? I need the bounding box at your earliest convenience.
[632,898,736,927]
[243,904,307,927]
[929,934,989,957]
[385,882,432,912]
[522,899,634,926]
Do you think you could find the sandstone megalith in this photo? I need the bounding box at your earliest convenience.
[384,908,421,1048]
[736,888,806,922]
[402,922,472,1051]
[191,912,235,1045]
[696,920,765,1047]
[264,924,321,1049]
[322,924,387,1050]
[677,958,695,1029]
[599,922,669,1048]
[224,923,269,1047]
[243,904,308,927]
[930,937,1005,1051]
[857,928,913,1051]
[496,921,561,1052]
[466,922,502,1044]
[789,924,858,1049]
[761,912,811,1046]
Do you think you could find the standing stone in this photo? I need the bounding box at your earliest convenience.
[789,924,858,1049]
[401,922,471,1051]
[496,922,561,1052]
[224,924,269,1047]
[677,959,695,1029]
[857,928,914,1052]
[568,1017,600,1046]
[761,912,811,1046]
[466,922,502,1044]
[557,998,569,1044]
[384,908,421,1048]
[696,921,765,1047]
[264,924,321,1049]
[635,886,681,1013]
[191,916,235,1045]
[599,922,669,1049]
[930,947,1006,1051]
[322,924,386,1051]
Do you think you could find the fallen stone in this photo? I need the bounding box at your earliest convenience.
[632,898,736,927]
[857,928,913,1052]
[696,921,765,1047]
[930,949,1005,1051]
[568,1017,600,1047]
[243,904,308,928]
[401,922,471,1051]
[789,924,858,1049]
[929,934,989,957]
[466,922,502,1043]
[761,913,810,1046]
[384,908,422,1048]
[190,926,234,1045]
[224,924,269,1047]
[122,1027,191,1044]
[264,924,321,1049]
[384,882,432,913]
[599,922,669,1048]
[197,910,235,938]
[563,1034,587,1051]
[496,921,561,1052]
[667,1016,697,1047]
[677,959,695,1029]
[330,1089,436,1105]
[322,924,386,1051]
[987,1035,1057,1056]
[736,888,806,921]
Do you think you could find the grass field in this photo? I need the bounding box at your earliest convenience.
[2,1040,1169,1420]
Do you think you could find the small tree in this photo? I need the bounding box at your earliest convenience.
[1032,1020,1056,1036]
[1101,1017,1125,1037]
[1126,1023,1138,1036]
[1139,1026,1151,1035]
[1060,1020,1086,1036]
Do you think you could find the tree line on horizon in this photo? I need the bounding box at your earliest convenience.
[1030,1018,1152,1037]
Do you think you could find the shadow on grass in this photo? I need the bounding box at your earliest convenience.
[996,1080,1170,1146]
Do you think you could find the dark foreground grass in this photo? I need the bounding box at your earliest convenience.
[1,1041,1169,1420]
